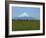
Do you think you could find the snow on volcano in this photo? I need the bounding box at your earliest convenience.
[14,12,34,20]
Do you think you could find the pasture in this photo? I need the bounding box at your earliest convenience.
[12,20,40,31]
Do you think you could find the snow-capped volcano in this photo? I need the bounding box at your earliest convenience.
[13,12,34,20]
[18,12,29,17]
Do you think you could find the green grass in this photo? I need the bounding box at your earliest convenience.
[12,20,40,31]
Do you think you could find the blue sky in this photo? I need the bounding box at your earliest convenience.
[12,7,40,20]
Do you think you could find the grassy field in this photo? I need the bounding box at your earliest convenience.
[12,20,40,31]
